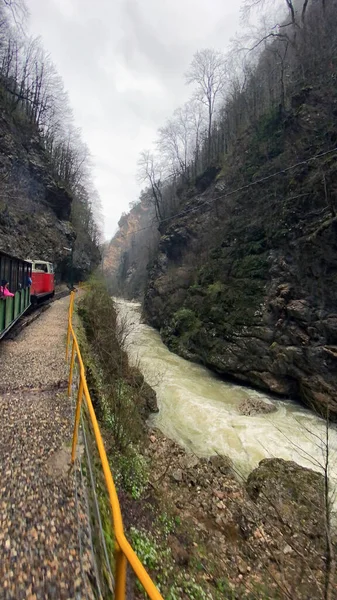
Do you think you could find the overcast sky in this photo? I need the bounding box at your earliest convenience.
[28,0,241,240]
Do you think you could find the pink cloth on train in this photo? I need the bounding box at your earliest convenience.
[0,286,14,297]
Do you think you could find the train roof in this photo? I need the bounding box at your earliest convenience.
[0,249,32,265]
[28,258,54,265]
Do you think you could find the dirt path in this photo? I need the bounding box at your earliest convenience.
[0,297,94,600]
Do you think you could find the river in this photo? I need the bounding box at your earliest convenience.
[116,299,337,484]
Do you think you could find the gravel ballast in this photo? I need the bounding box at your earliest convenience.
[0,297,94,599]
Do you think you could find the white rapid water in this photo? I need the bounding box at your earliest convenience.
[116,299,337,484]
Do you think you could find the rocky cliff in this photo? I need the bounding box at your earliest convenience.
[0,107,99,277]
[144,86,337,416]
[104,200,156,298]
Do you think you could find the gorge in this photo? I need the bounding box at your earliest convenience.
[105,0,337,419]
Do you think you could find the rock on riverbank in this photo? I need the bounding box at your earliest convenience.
[138,429,334,599]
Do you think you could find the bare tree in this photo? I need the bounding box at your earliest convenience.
[321,411,336,600]
[185,98,206,175]
[158,103,199,179]
[0,0,103,264]
[2,0,28,28]
[158,117,187,178]
[242,0,321,28]
[137,150,164,222]
[185,49,226,160]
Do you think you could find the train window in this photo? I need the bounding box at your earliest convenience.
[12,259,20,292]
[19,262,23,288]
[10,260,15,292]
[34,263,48,272]
[4,257,10,283]
[0,255,32,293]
[10,259,14,291]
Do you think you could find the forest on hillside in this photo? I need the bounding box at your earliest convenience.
[138,0,336,219]
[106,0,337,297]
[0,0,101,275]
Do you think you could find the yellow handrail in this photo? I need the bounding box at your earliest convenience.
[66,292,164,600]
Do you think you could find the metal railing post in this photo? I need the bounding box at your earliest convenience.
[70,291,75,318]
[67,339,76,397]
[115,545,127,600]
[66,293,75,360]
[66,316,71,360]
[71,378,84,464]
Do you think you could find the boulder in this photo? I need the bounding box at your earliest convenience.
[181,454,199,470]
[208,455,234,476]
[171,469,183,483]
[237,396,277,416]
[246,458,325,542]
[286,299,311,322]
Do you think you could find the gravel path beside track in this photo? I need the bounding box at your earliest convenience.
[0,297,94,599]
[0,299,69,391]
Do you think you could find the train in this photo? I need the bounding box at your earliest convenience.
[0,250,55,339]
[30,260,55,303]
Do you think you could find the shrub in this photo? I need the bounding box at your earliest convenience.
[173,307,200,335]
[129,528,159,571]
[78,276,144,451]
[207,281,225,297]
[113,447,148,500]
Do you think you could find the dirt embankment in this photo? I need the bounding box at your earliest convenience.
[121,427,335,600]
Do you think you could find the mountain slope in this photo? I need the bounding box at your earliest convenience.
[106,0,337,416]
[0,107,100,277]
[144,87,337,415]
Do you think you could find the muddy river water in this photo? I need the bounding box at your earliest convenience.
[116,299,337,484]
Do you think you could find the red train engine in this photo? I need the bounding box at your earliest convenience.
[31,261,55,303]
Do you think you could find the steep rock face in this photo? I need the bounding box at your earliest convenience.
[144,89,337,416]
[104,201,156,298]
[0,110,87,272]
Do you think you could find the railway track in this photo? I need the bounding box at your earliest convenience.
[6,288,71,340]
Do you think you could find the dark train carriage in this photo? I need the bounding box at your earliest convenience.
[0,251,32,339]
